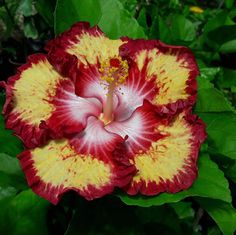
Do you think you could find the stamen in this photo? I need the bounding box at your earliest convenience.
[99,56,128,124]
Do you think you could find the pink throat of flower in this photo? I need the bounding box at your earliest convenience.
[99,57,128,125]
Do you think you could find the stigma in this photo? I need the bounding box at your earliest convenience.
[99,56,128,125]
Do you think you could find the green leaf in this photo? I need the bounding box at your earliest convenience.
[169,202,194,220]
[23,19,39,39]
[117,155,231,207]
[0,152,25,198]
[196,198,236,235]
[203,11,234,34]
[229,7,236,19]
[149,15,172,44]
[136,8,148,32]
[169,14,196,42]
[0,190,50,235]
[36,0,55,26]
[54,0,102,35]
[18,0,37,17]
[225,161,236,183]
[0,94,23,156]
[0,171,26,188]
[217,68,236,89]
[0,153,23,176]
[0,7,14,40]
[220,39,236,53]
[206,25,236,50]
[225,0,234,9]
[150,14,196,44]
[195,77,234,112]
[207,226,222,235]
[0,186,17,201]
[199,67,221,82]
[98,0,145,39]
[118,0,137,14]
[54,0,146,39]
[199,113,236,160]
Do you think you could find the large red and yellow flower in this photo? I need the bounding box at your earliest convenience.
[0,22,206,204]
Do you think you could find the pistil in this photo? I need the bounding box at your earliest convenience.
[102,82,115,124]
[99,57,128,125]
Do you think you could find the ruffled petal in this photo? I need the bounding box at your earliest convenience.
[1,54,101,148]
[114,63,158,121]
[74,64,119,108]
[1,54,65,148]
[18,138,136,204]
[120,39,198,114]
[44,78,102,138]
[120,109,206,195]
[105,101,164,154]
[46,22,124,78]
[70,116,124,157]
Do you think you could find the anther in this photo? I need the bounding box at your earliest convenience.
[98,56,129,124]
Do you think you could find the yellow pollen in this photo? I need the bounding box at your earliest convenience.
[99,56,128,86]
[99,56,129,124]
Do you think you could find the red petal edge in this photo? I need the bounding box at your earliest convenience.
[119,39,199,115]
[45,22,104,80]
[0,54,53,148]
[118,109,207,196]
[106,100,165,154]
[18,140,136,205]
[41,79,102,139]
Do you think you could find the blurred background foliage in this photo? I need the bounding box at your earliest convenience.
[1,0,236,235]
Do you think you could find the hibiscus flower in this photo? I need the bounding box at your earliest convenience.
[0,22,206,204]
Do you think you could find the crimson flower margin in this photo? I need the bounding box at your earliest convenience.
[0,22,207,204]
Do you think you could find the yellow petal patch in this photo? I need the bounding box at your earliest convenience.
[136,49,191,105]
[66,33,123,65]
[31,139,111,190]
[13,58,65,125]
[131,111,192,186]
